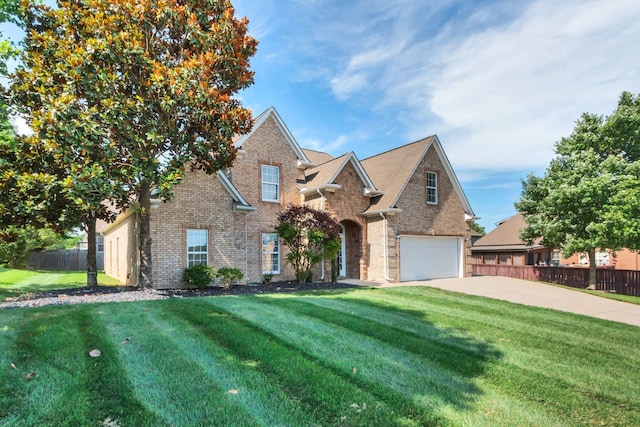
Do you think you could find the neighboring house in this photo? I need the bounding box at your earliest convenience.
[103,107,476,288]
[471,213,552,266]
[472,213,640,269]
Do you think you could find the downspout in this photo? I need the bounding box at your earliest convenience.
[316,188,325,211]
[245,211,250,283]
[132,211,140,288]
[380,212,392,281]
[317,188,325,279]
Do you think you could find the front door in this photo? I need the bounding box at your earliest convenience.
[338,226,346,277]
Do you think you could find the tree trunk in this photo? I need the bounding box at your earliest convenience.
[86,213,98,287]
[138,180,153,288]
[587,247,597,290]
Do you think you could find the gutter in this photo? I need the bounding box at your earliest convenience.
[380,212,393,282]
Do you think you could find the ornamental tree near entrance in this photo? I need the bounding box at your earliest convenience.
[275,204,341,283]
[9,0,257,288]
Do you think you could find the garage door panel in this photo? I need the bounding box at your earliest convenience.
[400,236,461,281]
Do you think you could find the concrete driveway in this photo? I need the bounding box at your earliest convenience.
[341,276,640,327]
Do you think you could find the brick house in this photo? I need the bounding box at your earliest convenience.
[103,107,476,288]
[472,212,640,269]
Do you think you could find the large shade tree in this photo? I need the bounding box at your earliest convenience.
[516,92,640,287]
[8,0,257,288]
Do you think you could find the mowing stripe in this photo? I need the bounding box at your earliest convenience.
[164,298,438,426]
[74,305,170,426]
[1,306,92,425]
[317,289,640,426]
[351,289,640,364]
[291,294,638,400]
[99,303,258,426]
[206,295,562,427]
[136,303,321,426]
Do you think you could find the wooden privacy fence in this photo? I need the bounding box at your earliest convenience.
[25,250,104,271]
[472,264,640,297]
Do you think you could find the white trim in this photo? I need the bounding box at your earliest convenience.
[186,229,209,267]
[426,171,438,205]
[298,183,342,195]
[261,164,280,202]
[327,152,380,196]
[217,171,254,209]
[261,232,280,274]
[339,224,346,277]
[234,107,311,164]
[390,136,475,217]
[362,208,403,217]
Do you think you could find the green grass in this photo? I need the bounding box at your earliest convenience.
[1,286,639,426]
[544,281,640,305]
[0,268,121,302]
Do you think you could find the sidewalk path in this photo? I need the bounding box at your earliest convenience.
[341,276,640,327]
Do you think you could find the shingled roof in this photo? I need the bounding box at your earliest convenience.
[472,213,543,252]
[359,136,475,217]
[302,149,334,165]
[300,152,379,195]
[360,137,434,214]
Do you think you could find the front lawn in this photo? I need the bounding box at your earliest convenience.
[0,268,121,302]
[1,286,638,426]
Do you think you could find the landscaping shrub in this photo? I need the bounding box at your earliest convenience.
[216,267,243,288]
[183,263,213,289]
[262,273,274,284]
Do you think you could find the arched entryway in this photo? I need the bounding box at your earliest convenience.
[338,220,362,279]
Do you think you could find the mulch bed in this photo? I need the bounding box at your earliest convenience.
[0,281,361,309]
[24,281,358,300]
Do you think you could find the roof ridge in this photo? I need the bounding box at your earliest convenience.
[308,151,350,168]
[361,135,435,162]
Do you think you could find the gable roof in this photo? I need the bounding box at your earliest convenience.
[303,149,334,165]
[300,152,380,196]
[217,171,255,212]
[234,107,313,167]
[472,213,542,251]
[361,136,475,217]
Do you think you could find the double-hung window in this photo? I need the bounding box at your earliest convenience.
[262,165,280,202]
[262,233,280,274]
[426,171,438,204]
[187,229,208,267]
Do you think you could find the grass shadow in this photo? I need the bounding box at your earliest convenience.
[196,289,504,422]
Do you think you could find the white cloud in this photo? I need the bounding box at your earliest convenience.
[428,0,640,170]
[321,0,640,171]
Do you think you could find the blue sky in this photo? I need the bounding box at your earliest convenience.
[3,0,640,231]
[232,0,640,231]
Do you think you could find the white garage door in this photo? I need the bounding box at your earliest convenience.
[400,236,461,281]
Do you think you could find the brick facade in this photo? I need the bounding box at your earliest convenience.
[103,108,475,288]
[149,171,249,289]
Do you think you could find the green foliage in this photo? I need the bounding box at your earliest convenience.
[275,204,341,283]
[469,220,485,235]
[516,91,640,285]
[6,0,257,288]
[215,267,243,288]
[261,272,273,284]
[0,226,81,267]
[182,263,213,289]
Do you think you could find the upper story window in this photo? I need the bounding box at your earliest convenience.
[187,229,208,267]
[262,165,280,202]
[426,171,438,204]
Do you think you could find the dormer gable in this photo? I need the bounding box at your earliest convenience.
[300,151,381,197]
[361,135,475,218]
